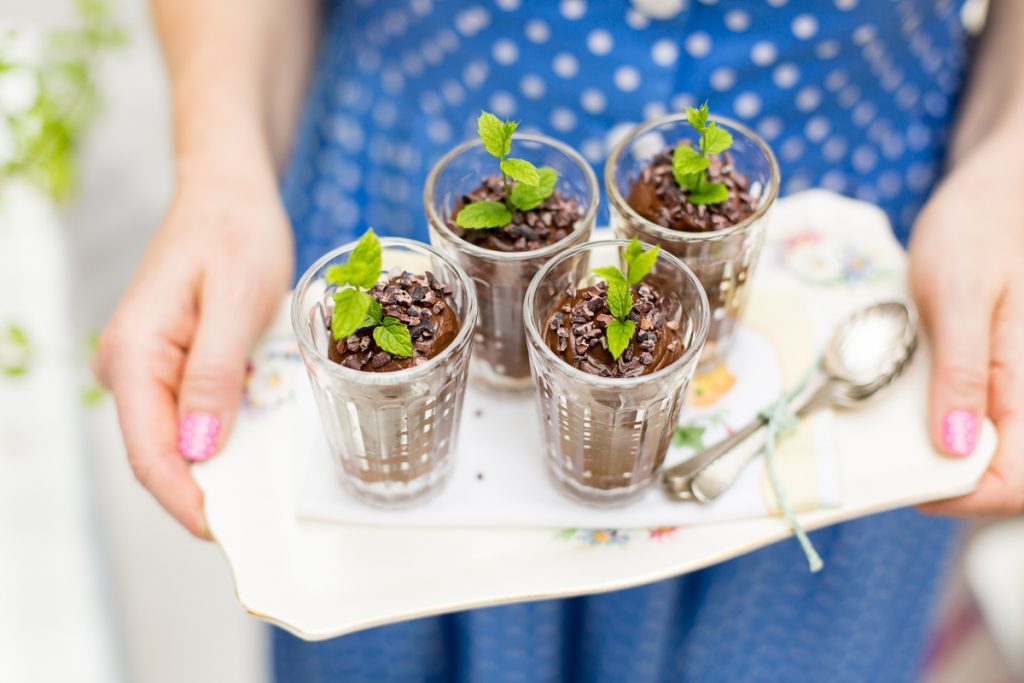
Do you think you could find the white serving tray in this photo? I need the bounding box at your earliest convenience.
[194,191,995,640]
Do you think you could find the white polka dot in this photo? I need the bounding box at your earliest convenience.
[625,9,650,29]
[822,136,848,162]
[880,69,903,93]
[581,138,604,162]
[815,40,840,60]
[924,91,948,117]
[337,160,362,191]
[835,0,858,9]
[862,40,884,63]
[380,68,405,95]
[329,115,365,153]
[852,145,878,172]
[437,29,459,52]
[580,87,606,114]
[587,29,614,55]
[410,0,432,16]
[724,9,751,32]
[489,90,517,117]
[906,123,930,150]
[650,39,680,67]
[766,0,789,7]
[838,84,860,108]
[418,91,442,115]
[867,120,889,144]
[710,67,736,92]
[552,52,579,78]
[751,41,777,67]
[878,170,902,198]
[821,170,848,192]
[401,50,424,76]
[882,133,905,160]
[791,14,818,39]
[492,39,519,65]
[383,11,409,37]
[442,78,465,105]
[781,137,805,162]
[773,63,800,89]
[632,0,685,19]
[550,107,577,132]
[906,162,934,191]
[757,115,783,141]
[421,40,443,65]
[525,19,550,43]
[670,92,695,111]
[856,184,879,203]
[685,32,712,58]
[825,69,848,92]
[560,0,587,20]
[372,100,398,128]
[357,49,381,72]
[895,83,920,110]
[852,24,876,46]
[852,101,877,127]
[604,121,638,154]
[519,74,546,99]
[795,86,822,112]
[367,135,392,164]
[734,92,762,119]
[804,116,830,142]
[455,6,491,36]
[462,60,490,88]
[495,0,520,10]
[785,175,812,194]
[643,101,667,120]
[614,65,642,92]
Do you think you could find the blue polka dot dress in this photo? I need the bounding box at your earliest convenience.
[278,2,968,681]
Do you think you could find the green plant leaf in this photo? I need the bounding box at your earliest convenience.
[502,119,518,152]
[509,166,557,211]
[7,325,29,348]
[702,123,733,155]
[477,111,508,158]
[625,238,644,263]
[673,424,706,449]
[346,228,382,288]
[606,279,633,321]
[625,243,660,286]
[455,200,512,229]
[500,157,540,186]
[686,102,709,132]
[592,265,626,285]
[82,384,106,407]
[606,319,635,361]
[688,182,729,205]
[373,317,413,357]
[672,143,708,187]
[325,264,351,286]
[360,297,383,330]
[332,289,373,340]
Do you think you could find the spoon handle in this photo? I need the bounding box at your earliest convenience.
[687,373,833,503]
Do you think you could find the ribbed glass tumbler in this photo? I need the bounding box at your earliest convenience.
[291,238,478,506]
[426,134,598,391]
[606,114,779,368]
[524,240,710,506]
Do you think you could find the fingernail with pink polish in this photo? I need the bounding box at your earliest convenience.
[178,412,220,462]
[942,409,978,456]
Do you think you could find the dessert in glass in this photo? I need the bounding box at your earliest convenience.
[605,104,779,368]
[426,112,599,391]
[291,230,478,505]
[524,238,710,506]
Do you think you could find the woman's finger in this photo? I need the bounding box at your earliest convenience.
[109,350,211,538]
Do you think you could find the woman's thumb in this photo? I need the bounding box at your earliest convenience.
[923,299,990,458]
[176,290,262,463]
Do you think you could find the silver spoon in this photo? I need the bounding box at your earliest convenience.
[663,301,918,502]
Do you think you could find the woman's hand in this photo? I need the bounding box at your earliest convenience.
[94,169,294,537]
[910,128,1024,516]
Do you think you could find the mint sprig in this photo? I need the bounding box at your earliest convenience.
[455,111,560,230]
[592,238,661,361]
[672,102,733,205]
[325,229,413,358]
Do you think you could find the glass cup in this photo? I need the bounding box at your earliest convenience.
[425,134,599,391]
[605,114,779,368]
[524,240,710,506]
[291,238,478,506]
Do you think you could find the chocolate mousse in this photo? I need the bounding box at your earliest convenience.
[627,146,757,233]
[544,281,683,378]
[448,174,582,252]
[327,269,460,372]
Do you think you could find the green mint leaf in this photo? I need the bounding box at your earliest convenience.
[688,182,729,205]
[478,111,508,158]
[681,172,701,192]
[332,289,373,340]
[606,319,635,361]
[500,157,540,186]
[82,384,107,407]
[673,424,706,449]
[455,200,512,229]
[502,120,519,155]
[592,265,626,285]
[625,238,644,264]
[606,279,633,321]
[702,123,733,156]
[325,264,351,287]
[625,243,660,286]
[672,143,709,187]
[346,228,382,288]
[359,297,383,330]
[686,102,709,132]
[373,317,413,357]
[509,166,557,211]
[8,325,29,348]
